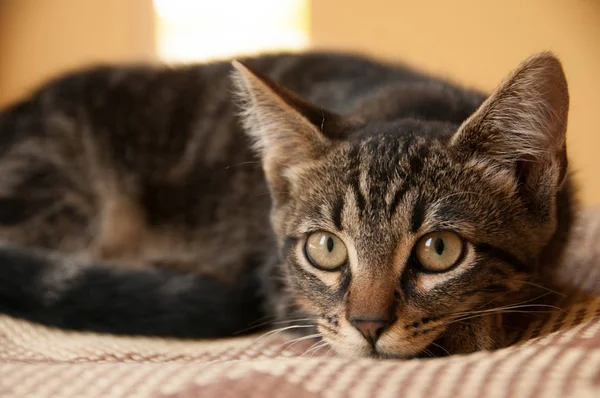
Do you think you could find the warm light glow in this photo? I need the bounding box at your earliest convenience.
[153,0,309,63]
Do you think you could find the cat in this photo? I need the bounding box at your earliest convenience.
[0,51,575,358]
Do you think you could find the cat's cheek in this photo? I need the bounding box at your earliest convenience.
[293,296,316,316]
[439,314,504,354]
[376,327,444,358]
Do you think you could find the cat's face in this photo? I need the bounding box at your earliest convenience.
[232,53,569,357]
[272,126,542,357]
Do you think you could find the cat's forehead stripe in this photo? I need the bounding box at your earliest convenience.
[346,145,367,214]
[343,136,432,224]
[331,196,344,231]
[387,180,409,217]
[410,199,426,233]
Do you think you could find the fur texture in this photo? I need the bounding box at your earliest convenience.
[0,51,575,358]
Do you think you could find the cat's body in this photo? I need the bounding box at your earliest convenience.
[0,52,575,358]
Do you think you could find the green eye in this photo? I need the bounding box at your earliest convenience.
[414,231,464,272]
[305,232,348,271]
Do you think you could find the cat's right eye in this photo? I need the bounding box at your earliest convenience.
[305,232,348,271]
[413,231,464,273]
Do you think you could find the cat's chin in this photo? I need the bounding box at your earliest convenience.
[317,323,444,358]
[323,337,429,359]
[321,322,501,358]
[329,346,424,360]
[328,338,468,359]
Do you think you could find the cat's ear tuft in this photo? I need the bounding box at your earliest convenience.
[231,60,341,203]
[231,60,332,162]
[451,52,569,203]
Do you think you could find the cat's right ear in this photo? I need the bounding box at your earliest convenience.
[450,52,569,211]
[231,61,343,203]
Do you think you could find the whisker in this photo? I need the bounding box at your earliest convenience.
[519,280,566,297]
[420,348,435,358]
[309,342,331,357]
[302,340,330,357]
[233,316,278,335]
[235,315,318,336]
[278,333,322,352]
[502,303,566,313]
[457,288,554,316]
[247,324,316,348]
[270,317,319,326]
[479,290,553,311]
[445,309,555,326]
[429,342,451,357]
[451,295,562,318]
[473,290,514,310]
[457,303,566,317]
[299,340,324,357]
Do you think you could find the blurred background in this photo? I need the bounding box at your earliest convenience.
[0,0,598,204]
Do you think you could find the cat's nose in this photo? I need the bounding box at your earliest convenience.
[350,319,392,347]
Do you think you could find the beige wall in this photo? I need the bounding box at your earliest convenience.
[0,0,155,107]
[311,0,600,205]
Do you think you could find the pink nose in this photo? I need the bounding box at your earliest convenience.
[350,319,392,347]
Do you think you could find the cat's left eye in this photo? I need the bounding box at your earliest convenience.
[305,231,348,271]
[413,231,464,272]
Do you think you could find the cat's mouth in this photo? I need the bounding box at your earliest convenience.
[318,327,443,359]
[365,348,406,360]
[341,344,429,360]
[312,312,460,358]
[348,339,450,359]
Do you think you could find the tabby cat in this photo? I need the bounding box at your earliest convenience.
[0,51,575,358]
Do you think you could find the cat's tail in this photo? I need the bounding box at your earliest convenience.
[0,243,266,338]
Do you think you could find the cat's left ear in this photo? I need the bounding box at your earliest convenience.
[231,61,345,203]
[451,52,569,202]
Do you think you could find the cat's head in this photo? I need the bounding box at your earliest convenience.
[232,53,570,358]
